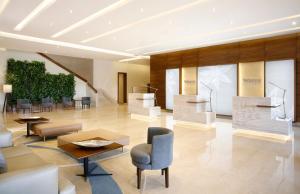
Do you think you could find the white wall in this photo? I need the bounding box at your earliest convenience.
[93,59,150,102]
[0,50,88,110]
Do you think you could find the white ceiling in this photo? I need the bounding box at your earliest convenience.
[0,0,300,60]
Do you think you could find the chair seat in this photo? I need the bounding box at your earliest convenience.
[130,143,151,164]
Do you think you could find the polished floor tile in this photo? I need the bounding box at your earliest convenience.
[2,104,300,194]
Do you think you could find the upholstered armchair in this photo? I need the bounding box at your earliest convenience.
[81,97,91,109]
[62,97,73,108]
[16,99,32,113]
[130,127,174,189]
[41,97,54,112]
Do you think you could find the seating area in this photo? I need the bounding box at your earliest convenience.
[1,1,300,194]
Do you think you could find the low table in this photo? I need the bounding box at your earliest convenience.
[14,117,49,137]
[58,137,123,181]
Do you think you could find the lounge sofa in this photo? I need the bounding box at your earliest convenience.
[0,129,76,194]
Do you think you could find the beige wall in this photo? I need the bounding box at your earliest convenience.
[93,60,150,103]
[182,67,197,95]
[47,54,93,84]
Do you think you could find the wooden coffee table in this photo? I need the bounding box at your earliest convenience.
[58,137,123,181]
[15,117,49,137]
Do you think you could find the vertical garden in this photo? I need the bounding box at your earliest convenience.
[6,58,75,103]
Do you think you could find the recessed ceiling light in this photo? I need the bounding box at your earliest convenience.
[0,31,135,57]
[69,9,73,14]
[51,0,131,38]
[292,21,297,26]
[0,0,10,15]
[140,8,144,13]
[108,20,112,25]
[14,0,56,31]
[212,7,216,13]
[81,0,208,43]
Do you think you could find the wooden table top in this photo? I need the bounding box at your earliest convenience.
[14,117,49,124]
[58,137,123,159]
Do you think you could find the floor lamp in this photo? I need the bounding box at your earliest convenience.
[2,84,12,113]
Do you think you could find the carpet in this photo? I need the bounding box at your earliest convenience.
[27,144,124,194]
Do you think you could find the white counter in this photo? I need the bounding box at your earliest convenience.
[232,96,292,138]
[173,95,216,125]
[128,93,161,117]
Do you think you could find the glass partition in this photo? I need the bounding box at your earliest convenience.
[198,64,237,115]
[265,60,294,120]
[166,68,179,110]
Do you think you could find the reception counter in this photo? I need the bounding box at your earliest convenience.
[232,96,292,139]
[128,93,161,118]
[173,95,216,126]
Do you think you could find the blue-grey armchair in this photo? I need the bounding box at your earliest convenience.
[41,97,54,112]
[81,97,91,109]
[62,97,73,109]
[130,127,174,189]
[17,99,32,113]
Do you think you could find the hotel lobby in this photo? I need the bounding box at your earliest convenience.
[1,0,300,194]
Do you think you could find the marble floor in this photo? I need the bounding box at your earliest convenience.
[2,104,300,194]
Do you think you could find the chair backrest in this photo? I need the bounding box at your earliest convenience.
[147,127,174,170]
[62,97,71,103]
[17,99,30,105]
[82,97,91,104]
[42,97,52,104]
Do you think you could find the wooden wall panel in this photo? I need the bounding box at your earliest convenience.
[265,37,297,61]
[198,44,239,66]
[239,41,265,62]
[182,49,198,67]
[166,53,181,69]
[150,33,300,118]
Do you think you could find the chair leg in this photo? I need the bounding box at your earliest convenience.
[165,167,169,188]
[137,168,142,189]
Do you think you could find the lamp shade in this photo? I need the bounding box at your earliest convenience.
[3,84,12,93]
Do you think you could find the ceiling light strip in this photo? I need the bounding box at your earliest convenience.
[119,56,150,62]
[14,0,56,31]
[0,0,10,15]
[52,0,131,38]
[144,27,300,55]
[128,14,300,53]
[81,0,208,43]
[0,31,134,57]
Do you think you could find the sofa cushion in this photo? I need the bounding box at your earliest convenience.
[130,143,152,164]
[6,153,48,172]
[1,144,32,159]
[0,150,7,173]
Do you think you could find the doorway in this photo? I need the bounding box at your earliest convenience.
[118,72,127,104]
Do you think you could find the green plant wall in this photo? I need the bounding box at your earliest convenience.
[6,58,75,103]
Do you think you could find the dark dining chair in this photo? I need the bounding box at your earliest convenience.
[130,127,174,189]
[81,97,91,109]
[17,99,32,113]
[41,97,54,112]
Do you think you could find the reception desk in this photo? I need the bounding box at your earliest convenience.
[232,96,292,139]
[173,95,216,126]
[128,93,161,118]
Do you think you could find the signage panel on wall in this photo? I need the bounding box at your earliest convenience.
[182,67,197,95]
[238,61,264,97]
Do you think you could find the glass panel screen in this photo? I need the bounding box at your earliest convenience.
[166,68,179,110]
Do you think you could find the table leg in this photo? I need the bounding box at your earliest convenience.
[26,123,31,137]
[77,157,112,181]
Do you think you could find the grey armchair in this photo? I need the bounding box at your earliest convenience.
[130,127,174,189]
[62,97,73,108]
[17,99,32,113]
[41,97,54,112]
